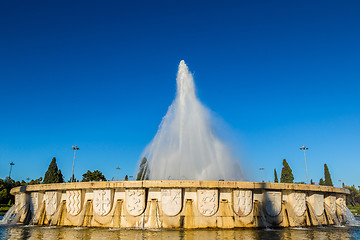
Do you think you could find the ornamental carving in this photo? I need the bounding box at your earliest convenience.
[93,189,112,216]
[66,190,82,216]
[265,191,282,216]
[313,193,324,216]
[126,189,145,216]
[197,189,218,216]
[45,191,58,216]
[161,189,182,216]
[336,196,346,207]
[233,190,253,216]
[30,192,39,214]
[291,192,306,216]
[325,195,336,215]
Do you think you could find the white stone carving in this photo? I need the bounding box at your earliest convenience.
[30,192,39,214]
[265,191,282,216]
[197,189,218,216]
[126,189,145,216]
[336,195,346,207]
[161,189,182,216]
[291,192,306,216]
[66,190,82,216]
[325,195,336,215]
[233,190,253,216]
[313,193,324,216]
[45,191,58,216]
[93,189,112,216]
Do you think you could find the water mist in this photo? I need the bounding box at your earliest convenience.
[141,60,242,181]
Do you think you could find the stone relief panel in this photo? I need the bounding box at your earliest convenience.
[93,189,112,216]
[161,189,182,216]
[197,189,218,217]
[233,190,253,216]
[336,195,346,207]
[66,190,82,216]
[313,193,324,216]
[325,195,336,215]
[265,191,282,216]
[126,189,145,216]
[45,191,58,216]
[30,192,39,214]
[290,192,306,216]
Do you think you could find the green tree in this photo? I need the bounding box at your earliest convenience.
[280,159,294,183]
[344,185,360,206]
[319,178,325,185]
[324,164,333,186]
[274,169,278,183]
[43,157,64,184]
[136,157,149,180]
[81,170,106,182]
[124,175,129,181]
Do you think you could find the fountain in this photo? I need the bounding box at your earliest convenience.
[2,61,356,229]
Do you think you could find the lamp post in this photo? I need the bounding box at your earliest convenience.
[9,162,15,179]
[116,166,121,181]
[71,145,80,182]
[259,168,264,182]
[300,145,309,184]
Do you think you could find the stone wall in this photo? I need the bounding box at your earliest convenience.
[10,181,350,228]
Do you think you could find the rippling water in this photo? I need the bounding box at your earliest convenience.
[0,224,360,240]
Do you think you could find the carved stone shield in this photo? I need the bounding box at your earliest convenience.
[313,193,324,216]
[291,192,306,216]
[126,189,145,216]
[197,189,218,217]
[265,191,282,216]
[93,189,112,216]
[233,190,253,216]
[66,190,82,216]
[161,189,182,216]
[45,191,58,216]
[325,195,336,215]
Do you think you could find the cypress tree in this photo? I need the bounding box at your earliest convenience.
[274,169,278,183]
[136,157,149,180]
[319,178,325,185]
[324,164,333,186]
[125,175,129,181]
[43,157,64,184]
[280,159,294,183]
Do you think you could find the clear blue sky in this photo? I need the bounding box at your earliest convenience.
[0,1,359,186]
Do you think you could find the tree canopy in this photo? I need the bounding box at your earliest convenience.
[43,157,64,184]
[280,159,294,183]
[324,164,333,186]
[81,170,106,182]
[274,168,278,183]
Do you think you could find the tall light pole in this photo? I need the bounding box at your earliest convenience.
[71,145,80,182]
[300,145,309,184]
[116,166,121,181]
[9,162,15,179]
[259,168,264,182]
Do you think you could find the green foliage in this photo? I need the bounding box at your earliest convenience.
[280,159,294,183]
[319,178,325,185]
[324,164,333,186]
[81,170,106,182]
[136,157,149,180]
[274,169,278,183]
[43,157,64,184]
[125,175,129,181]
[344,185,360,207]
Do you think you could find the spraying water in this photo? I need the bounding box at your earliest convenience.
[141,60,242,181]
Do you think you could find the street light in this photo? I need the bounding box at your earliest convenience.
[9,162,15,179]
[71,145,80,182]
[116,166,121,181]
[300,145,309,184]
[259,168,264,182]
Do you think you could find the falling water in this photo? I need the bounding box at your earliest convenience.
[142,60,242,181]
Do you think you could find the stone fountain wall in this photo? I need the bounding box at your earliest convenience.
[10,181,350,228]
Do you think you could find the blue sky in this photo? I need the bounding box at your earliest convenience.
[0,1,359,186]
